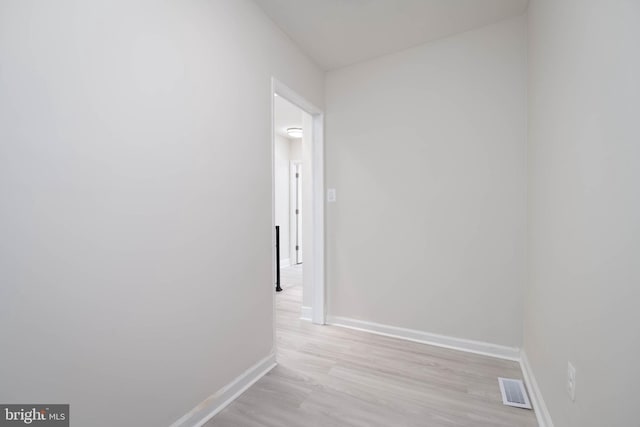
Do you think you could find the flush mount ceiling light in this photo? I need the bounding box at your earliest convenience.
[287,127,303,138]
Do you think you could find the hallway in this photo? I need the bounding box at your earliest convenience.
[207,266,537,427]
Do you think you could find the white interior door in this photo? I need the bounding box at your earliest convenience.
[290,162,303,265]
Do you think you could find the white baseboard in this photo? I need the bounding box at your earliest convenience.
[326,316,520,361]
[280,258,291,268]
[170,353,277,427]
[520,350,554,427]
[300,306,312,321]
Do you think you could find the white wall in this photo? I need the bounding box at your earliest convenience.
[325,16,527,347]
[274,135,291,265]
[0,1,323,426]
[525,1,640,426]
[290,139,303,161]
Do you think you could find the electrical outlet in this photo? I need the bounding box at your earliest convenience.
[567,362,576,401]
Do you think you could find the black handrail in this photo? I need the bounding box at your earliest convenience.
[275,225,282,292]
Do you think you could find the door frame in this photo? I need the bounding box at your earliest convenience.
[271,77,325,327]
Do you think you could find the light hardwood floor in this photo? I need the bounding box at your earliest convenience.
[207,265,537,426]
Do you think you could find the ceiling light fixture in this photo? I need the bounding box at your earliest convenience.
[287,127,303,138]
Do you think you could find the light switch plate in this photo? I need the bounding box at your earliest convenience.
[327,188,336,202]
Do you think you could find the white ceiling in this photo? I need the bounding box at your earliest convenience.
[274,94,303,139]
[254,0,528,70]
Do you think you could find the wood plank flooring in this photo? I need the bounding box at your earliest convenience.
[206,265,537,426]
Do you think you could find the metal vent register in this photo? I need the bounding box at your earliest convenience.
[498,377,532,409]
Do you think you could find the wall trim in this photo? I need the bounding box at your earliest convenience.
[520,350,554,427]
[300,306,312,321]
[326,316,520,361]
[170,353,276,427]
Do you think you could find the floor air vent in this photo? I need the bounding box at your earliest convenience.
[498,378,532,409]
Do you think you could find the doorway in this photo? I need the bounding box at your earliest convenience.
[271,78,324,331]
